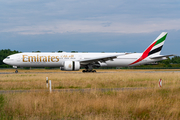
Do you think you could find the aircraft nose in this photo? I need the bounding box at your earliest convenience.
[3,59,7,64]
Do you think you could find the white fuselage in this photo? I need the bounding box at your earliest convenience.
[3,52,165,68]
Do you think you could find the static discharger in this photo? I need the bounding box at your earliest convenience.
[159,79,162,87]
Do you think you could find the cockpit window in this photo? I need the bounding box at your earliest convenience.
[6,57,10,59]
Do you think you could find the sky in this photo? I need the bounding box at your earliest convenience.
[0,0,180,55]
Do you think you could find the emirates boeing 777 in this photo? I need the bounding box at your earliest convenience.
[3,32,174,73]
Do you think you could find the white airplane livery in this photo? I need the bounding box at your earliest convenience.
[3,32,174,73]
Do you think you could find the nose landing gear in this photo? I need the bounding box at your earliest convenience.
[15,69,18,73]
[13,66,18,73]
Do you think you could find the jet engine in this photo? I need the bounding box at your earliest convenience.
[60,61,80,71]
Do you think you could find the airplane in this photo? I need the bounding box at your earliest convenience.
[3,32,175,73]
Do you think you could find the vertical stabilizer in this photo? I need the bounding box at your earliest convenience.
[130,32,167,65]
[147,32,167,57]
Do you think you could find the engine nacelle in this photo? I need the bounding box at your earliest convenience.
[60,61,80,71]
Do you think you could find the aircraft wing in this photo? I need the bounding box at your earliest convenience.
[150,54,176,59]
[80,53,126,65]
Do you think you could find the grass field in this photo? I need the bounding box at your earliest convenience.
[0,69,180,119]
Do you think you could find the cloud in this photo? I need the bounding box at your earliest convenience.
[0,0,180,35]
[1,18,180,35]
[1,0,180,56]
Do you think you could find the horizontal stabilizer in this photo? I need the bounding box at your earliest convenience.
[150,54,176,59]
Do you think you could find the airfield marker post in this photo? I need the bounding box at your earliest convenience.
[159,79,162,87]
[46,77,48,88]
[49,80,52,93]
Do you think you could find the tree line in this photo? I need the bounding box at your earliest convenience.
[0,49,180,68]
[0,49,20,68]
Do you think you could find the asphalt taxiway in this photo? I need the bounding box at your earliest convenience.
[0,70,180,74]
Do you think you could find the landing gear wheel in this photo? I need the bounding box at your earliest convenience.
[15,69,18,73]
[82,69,96,73]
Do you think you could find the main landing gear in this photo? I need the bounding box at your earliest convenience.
[82,69,96,73]
[82,65,97,73]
